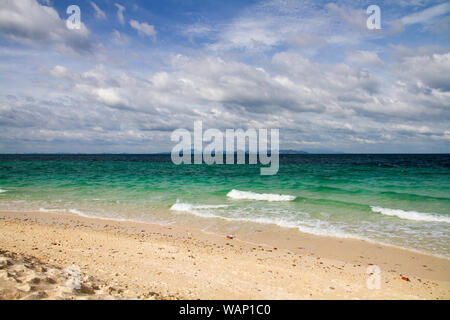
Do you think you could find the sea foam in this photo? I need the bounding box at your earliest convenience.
[170,202,228,213]
[0,188,7,193]
[170,201,365,241]
[371,206,450,223]
[226,189,295,202]
[39,208,62,213]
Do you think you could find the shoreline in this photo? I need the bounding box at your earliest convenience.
[35,203,450,261]
[6,206,450,262]
[0,210,449,299]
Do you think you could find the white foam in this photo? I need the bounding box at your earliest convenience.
[192,204,229,209]
[168,202,448,257]
[371,206,450,223]
[40,207,92,217]
[69,208,93,217]
[39,208,63,213]
[170,201,361,240]
[226,189,295,202]
[170,202,228,213]
[0,188,7,193]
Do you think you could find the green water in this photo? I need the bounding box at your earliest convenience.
[0,154,449,257]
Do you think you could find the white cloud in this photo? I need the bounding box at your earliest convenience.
[94,88,128,108]
[114,3,125,26]
[325,2,367,31]
[211,17,282,52]
[90,1,106,20]
[0,0,92,54]
[394,124,433,134]
[0,0,449,153]
[129,20,157,38]
[48,65,69,77]
[111,29,129,46]
[207,0,378,54]
[401,2,450,25]
[2,45,449,153]
[347,50,384,66]
[397,52,450,92]
[35,49,449,136]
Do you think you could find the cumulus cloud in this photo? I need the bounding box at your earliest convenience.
[22,47,447,151]
[0,0,92,53]
[94,88,129,109]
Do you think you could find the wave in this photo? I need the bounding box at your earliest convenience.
[371,206,450,223]
[39,208,91,218]
[226,189,295,202]
[0,188,7,193]
[169,201,450,258]
[68,208,97,218]
[249,217,362,240]
[170,202,228,213]
[170,201,360,239]
[39,208,62,213]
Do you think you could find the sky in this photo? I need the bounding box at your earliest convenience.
[0,0,449,153]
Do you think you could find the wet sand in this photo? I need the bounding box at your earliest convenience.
[0,210,449,299]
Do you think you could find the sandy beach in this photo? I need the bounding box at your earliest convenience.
[0,209,448,300]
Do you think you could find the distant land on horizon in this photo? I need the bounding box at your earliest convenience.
[4,151,450,155]
[0,150,341,155]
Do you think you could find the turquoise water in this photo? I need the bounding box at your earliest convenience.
[0,154,449,257]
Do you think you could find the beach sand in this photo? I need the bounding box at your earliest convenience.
[0,210,449,300]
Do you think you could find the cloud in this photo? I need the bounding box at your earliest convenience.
[394,124,433,134]
[0,0,92,54]
[37,48,448,131]
[347,50,384,66]
[111,29,129,46]
[129,20,157,38]
[2,45,449,153]
[206,0,379,54]
[114,3,125,26]
[325,2,367,31]
[401,2,450,25]
[396,52,450,92]
[94,88,129,108]
[208,0,313,52]
[90,1,106,20]
[0,0,449,153]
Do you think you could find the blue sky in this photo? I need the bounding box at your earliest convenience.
[0,0,449,153]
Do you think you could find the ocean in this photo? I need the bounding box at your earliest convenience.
[0,154,449,257]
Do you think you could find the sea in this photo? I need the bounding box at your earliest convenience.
[0,154,449,258]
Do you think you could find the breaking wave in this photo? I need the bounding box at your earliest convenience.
[371,206,450,223]
[226,189,295,202]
